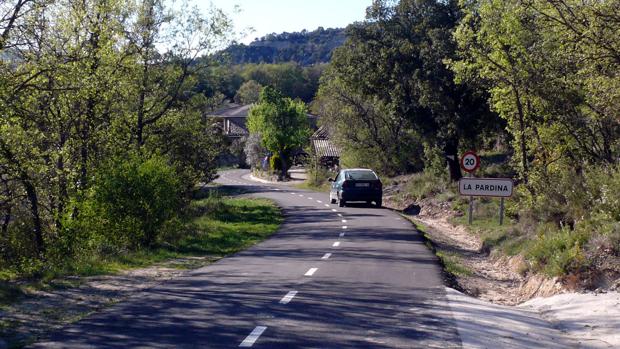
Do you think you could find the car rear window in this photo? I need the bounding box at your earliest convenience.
[345,170,378,180]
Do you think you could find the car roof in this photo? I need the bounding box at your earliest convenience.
[343,168,375,172]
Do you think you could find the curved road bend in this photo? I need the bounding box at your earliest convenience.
[31,169,461,348]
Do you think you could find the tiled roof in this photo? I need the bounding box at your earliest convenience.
[210,103,253,118]
[313,139,341,158]
[311,125,330,140]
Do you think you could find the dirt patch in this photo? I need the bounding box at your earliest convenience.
[0,256,217,347]
[383,190,566,306]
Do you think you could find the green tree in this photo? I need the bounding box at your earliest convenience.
[247,87,310,179]
[452,0,620,189]
[0,0,232,268]
[234,80,263,104]
[319,0,499,179]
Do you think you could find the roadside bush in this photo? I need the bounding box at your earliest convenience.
[86,154,183,249]
[148,110,223,192]
[526,224,590,276]
[404,171,449,201]
[270,153,282,173]
[423,144,447,177]
[244,133,267,169]
[303,166,336,191]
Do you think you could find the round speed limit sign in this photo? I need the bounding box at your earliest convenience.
[460,151,480,173]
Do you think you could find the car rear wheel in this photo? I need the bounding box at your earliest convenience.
[331,198,337,204]
[375,198,382,208]
[338,197,346,207]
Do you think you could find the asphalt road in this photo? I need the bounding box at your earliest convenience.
[31,169,461,348]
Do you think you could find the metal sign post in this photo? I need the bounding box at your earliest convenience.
[468,191,474,225]
[459,177,514,225]
[460,151,480,225]
[499,197,505,225]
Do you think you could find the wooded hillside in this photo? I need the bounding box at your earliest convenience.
[215,27,345,66]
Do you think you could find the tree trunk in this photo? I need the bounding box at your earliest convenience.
[513,86,529,182]
[24,180,45,256]
[279,153,288,181]
[136,60,149,148]
[1,206,11,261]
[0,141,45,256]
[444,141,462,181]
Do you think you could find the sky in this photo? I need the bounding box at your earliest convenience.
[204,0,374,44]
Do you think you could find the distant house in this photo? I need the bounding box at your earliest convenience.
[311,126,341,168]
[209,104,253,139]
[209,103,318,139]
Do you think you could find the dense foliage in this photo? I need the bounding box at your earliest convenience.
[316,0,620,278]
[317,0,499,178]
[450,0,620,277]
[0,0,231,276]
[215,27,345,66]
[202,62,325,103]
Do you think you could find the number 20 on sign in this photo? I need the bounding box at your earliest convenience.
[460,151,480,173]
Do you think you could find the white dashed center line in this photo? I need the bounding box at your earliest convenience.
[321,253,332,260]
[342,226,348,229]
[279,291,298,304]
[308,197,313,200]
[332,209,337,212]
[341,219,347,223]
[239,326,267,347]
[317,200,322,203]
[339,232,345,237]
[325,204,330,207]
[305,267,318,276]
[337,213,343,217]
[332,241,341,247]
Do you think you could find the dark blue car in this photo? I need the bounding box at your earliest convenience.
[329,169,382,207]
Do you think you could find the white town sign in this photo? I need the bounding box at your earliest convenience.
[459,178,513,197]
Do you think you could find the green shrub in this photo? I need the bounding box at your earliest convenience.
[404,171,449,201]
[526,225,590,276]
[302,166,336,191]
[270,153,282,173]
[79,154,183,250]
[423,144,446,177]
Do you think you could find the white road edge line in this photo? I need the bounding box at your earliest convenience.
[333,241,341,247]
[239,326,267,347]
[305,267,318,276]
[279,291,298,305]
[321,253,332,260]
